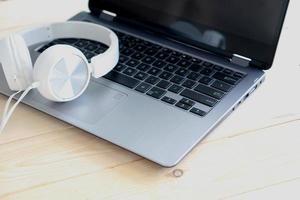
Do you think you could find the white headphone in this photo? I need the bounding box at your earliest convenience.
[0,21,119,132]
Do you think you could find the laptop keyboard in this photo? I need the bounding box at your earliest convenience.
[37,30,246,117]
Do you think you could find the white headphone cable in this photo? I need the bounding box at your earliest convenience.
[0,82,39,133]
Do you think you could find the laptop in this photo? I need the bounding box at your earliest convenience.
[0,0,289,167]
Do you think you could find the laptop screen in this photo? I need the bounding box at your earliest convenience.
[89,0,289,69]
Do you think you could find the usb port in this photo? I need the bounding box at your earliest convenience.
[249,86,257,95]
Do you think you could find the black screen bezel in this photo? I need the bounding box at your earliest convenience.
[89,0,289,70]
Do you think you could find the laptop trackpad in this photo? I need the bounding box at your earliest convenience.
[29,80,127,124]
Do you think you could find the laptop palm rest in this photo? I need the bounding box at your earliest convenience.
[30,81,127,124]
[0,65,128,125]
[41,82,127,124]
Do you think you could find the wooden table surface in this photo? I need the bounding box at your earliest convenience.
[0,0,300,199]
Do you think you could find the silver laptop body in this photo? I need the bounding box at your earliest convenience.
[0,0,289,167]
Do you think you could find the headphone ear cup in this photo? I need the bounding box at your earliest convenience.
[1,34,33,91]
[33,45,91,102]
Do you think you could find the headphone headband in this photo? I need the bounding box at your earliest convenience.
[17,21,119,78]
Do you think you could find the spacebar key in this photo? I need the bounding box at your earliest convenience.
[104,71,140,89]
[181,89,218,107]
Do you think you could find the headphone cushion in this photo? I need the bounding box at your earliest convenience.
[33,45,91,102]
[0,34,33,90]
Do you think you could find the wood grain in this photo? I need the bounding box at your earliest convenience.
[0,0,300,199]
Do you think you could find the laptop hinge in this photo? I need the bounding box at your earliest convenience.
[231,54,252,67]
[99,10,117,21]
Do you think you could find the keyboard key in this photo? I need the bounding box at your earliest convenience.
[223,68,233,74]
[164,64,178,72]
[145,76,160,85]
[135,82,151,93]
[161,48,172,54]
[170,75,184,84]
[168,84,184,94]
[142,40,151,46]
[179,98,195,106]
[213,72,239,85]
[161,96,177,105]
[180,54,192,60]
[177,59,191,68]
[85,43,99,51]
[200,68,214,76]
[233,72,245,78]
[189,64,202,72]
[99,43,109,49]
[171,51,182,57]
[123,67,137,76]
[123,35,134,42]
[134,71,148,80]
[153,60,167,68]
[126,59,140,67]
[211,80,232,92]
[202,61,213,68]
[195,84,225,100]
[75,40,89,48]
[166,56,179,64]
[137,63,151,71]
[83,51,96,60]
[134,45,147,52]
[132,38,141,43]
[213,65,224,71]
[104,71,140,89]
[175,68,189,77]
[155,52,169,60]
[131,52,145,60]
[114,64,126,72]
[182,80,196,89]
[159,71,173,80]
[187,72,200,81]
[147,87,166,99]
[119,43,125,51]
[119,55,129,64]
[122,48,135,56]
[95,47,106,54]
[123,39,136,48]
[191,58,201,64]
[152,44,162,49]
[175,102,192,110]
[144,48,158,56]
[199,76,213,85]
[181,89,218,107]
[142,56,156,64]
[148,67,162,76]
[157,80,171,89]
[190,107,207,116]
